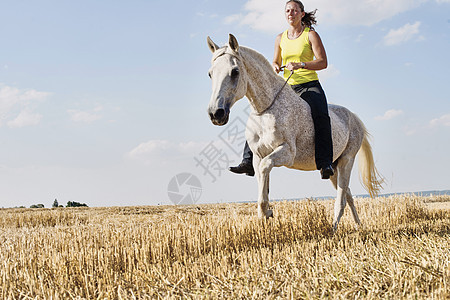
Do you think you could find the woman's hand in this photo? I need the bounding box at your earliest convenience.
[285,62,299,71]
[272,62,281,73]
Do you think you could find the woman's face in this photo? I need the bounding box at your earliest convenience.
[285,2,304,26]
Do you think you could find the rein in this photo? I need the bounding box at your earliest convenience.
[256,67,294,115]
[213,50,293,116]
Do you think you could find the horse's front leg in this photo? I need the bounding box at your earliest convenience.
[255,143,295,219]
[253,155,269,218]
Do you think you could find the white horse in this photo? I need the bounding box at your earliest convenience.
[206,34,383,230]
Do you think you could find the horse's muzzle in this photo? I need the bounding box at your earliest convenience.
[209,107,229,126]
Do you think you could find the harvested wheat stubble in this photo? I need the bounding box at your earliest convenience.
[0,195,449,299]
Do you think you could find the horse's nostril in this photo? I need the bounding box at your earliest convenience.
[213,109,225,120]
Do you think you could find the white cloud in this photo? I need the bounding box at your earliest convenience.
[128,140,171,158]
[317,64,340,82]
[197,12,218,18]
[0,84,50,127]
[403,126,417,136]
[127,140,210,164]
[7,110,42,128]
[429,114,450,127]
[224,0,428,33]
[383,21,422,46]
[317,0,427,26]
[68,104,120,124]
[355,34,364,43]
[224,14,243,25]
[92,105,103,112]
[375,109,404,120]
[224,1,283,33]
[68,106,102,123]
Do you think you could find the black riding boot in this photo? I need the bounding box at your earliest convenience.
[229,142,255,176]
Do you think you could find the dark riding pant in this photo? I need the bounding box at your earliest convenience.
[291,80,333,169]
[241,80,333,170]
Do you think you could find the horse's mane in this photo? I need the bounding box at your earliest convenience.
[212,44,278,77]
[240,46,274,72]
[238,46,292,102]
[212,44,289,101]
[239,46,287,87]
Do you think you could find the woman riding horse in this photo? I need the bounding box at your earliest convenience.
[229,0,334,180]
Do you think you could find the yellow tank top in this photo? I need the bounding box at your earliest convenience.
[280,27,319,85]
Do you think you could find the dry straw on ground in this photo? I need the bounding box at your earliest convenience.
[1,194,449,299]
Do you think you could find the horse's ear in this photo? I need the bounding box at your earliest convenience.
[229,34,239,52]
[207,36,219,53]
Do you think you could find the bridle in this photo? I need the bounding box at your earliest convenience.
[256,67,294,115]
[212,51,294,116]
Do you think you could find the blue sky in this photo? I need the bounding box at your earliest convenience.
[0,0,449,208]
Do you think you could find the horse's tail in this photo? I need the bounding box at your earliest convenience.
[355,116,384,198]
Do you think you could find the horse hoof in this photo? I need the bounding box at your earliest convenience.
[266,209,273,219]
[332,222,338,233]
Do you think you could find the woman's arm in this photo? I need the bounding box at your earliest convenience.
[285,30,328,71]
[272,33,283,73]
[306,30,328,70]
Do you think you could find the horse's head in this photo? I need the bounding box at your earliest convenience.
[206,34,247,126]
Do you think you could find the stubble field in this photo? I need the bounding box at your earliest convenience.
[1,194,449,299]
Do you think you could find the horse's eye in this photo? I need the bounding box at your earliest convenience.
[208,71,212,78]
[231,68,239,78]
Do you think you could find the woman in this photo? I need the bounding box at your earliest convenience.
[229,0,334,179]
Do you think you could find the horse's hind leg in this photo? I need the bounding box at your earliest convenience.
[346,188,361,227]
[330,170,338,190]
[332,156,355,231]
[330,163,361,230]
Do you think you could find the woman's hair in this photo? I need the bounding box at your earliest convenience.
[286,0,317,28]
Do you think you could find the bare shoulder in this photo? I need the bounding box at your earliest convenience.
[274,32,283,47]
[308,30,321,40]
[308,30,323,45]
[275,32,283,42]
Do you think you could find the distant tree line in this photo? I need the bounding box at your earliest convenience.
[27,199,88,209]
[30,204,45,208]
[52,199,63,208]
[66,201,88,207]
